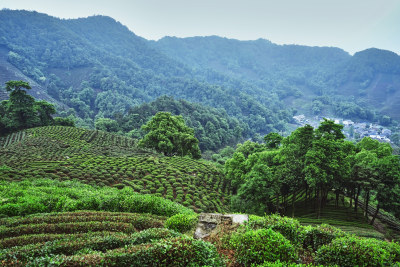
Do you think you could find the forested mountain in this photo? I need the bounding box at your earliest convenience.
[0,9,291,137]
[1,9,400,139]
[154,36,400,123]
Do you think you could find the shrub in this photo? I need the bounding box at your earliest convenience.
[230,228,297,265]
[257,260,315,266]
[113,183,125,189]
[315,235,400,267]
[247,214,303,245]
[301,224,346,251]
[165,214,199,233]
[0,179,194,217]
[58,236,223,267]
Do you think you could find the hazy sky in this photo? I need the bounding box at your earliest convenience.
[1,0,400,54]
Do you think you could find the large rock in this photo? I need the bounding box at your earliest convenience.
[194,213,248,239]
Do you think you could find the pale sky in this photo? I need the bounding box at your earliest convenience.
[1,0,400,54]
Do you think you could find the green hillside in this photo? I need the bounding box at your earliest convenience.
[0,125,399,265]
[116,96,247,152]
[154,36,400,123]
[0,9,291,136]
[0,126,230,213]
[0,179,224,266]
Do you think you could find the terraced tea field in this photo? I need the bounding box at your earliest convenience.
[0,126,230,212]
[0,211,221,266]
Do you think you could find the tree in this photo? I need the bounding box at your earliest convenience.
[224,151,246,194]
[139,112,201,159]
[234,150,281,214]
[1,80,37,131]
[305,120,350,218]
[95,118,120,132]
[34,100,56,126]
[264,132,283,149]
[279,125,314,216]
[370,155,400,224]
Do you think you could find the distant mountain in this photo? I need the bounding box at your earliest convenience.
[333,48,400,120]
[154,36,400,123]
[0,10,291,138]
[1,9,399,136]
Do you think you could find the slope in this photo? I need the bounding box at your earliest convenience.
[0,45,61,105]
[0,126,230,213]
[154,36,400,122]
[0,9,291,134]
[334,48,400,120]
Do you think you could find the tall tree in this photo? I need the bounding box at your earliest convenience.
[279,125,314,216]
[34,100,56,126]
[1,80,37,131]
[139,112,201,158]
[305,120,349,218]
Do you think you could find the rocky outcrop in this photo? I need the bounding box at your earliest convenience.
[194,213,248,239]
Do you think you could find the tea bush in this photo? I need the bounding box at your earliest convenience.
[165,213,199,233]
[0,228,185,266]
[315,235,400,266]
[300,223,347,251]
[257,260,318,266]
[0,126,230,213]
[21,236,223,267]
[230,228,298,265]
[247,214,303,245]
[0,179,194,217]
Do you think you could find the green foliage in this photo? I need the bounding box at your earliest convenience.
[0,211,222,267]
[58,236,223,267]
[95,117,119,132]
[230,228,297,265]
[0,179,194,217]
[0,81,72,135]
[301,224,346,251]
[257,260,317,267]
[165,213,199,233]
[1,80,37,132]
[139,112,201,158]
[315,236,400,267]
[118,96,246,152]
[264,132,283,149]
[0,10,293,136]
[0,126,229,212]
[247,214,304,245]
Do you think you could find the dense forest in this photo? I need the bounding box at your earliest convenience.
[0,10,292,138]
[102,96,247,152]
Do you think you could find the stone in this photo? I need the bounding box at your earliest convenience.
[194,213,248,239]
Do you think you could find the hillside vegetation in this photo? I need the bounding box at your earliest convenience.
[1,8,400,266]
[0,124,399,265]
[1,181,399,267]
[113,96,246,152]
[0,9,292,138]
[155,36,400,123]
[0,126,230,213]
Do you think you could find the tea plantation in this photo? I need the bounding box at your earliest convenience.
[0,179,223,266]
[0,126,229,213]
[1,127,400,266]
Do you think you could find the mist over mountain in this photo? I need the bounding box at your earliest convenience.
[1,9,399,139]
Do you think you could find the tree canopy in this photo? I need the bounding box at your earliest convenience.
[0,80,73,135]
[139,112,201,159]
[225,119,400,221]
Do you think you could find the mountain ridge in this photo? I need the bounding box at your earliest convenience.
[1,9,399,133]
